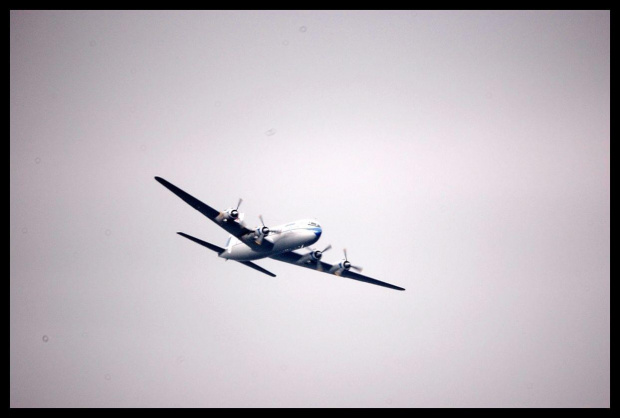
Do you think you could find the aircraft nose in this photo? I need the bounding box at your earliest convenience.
[315,227,322,238]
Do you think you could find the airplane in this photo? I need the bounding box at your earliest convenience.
[154,176,405,291]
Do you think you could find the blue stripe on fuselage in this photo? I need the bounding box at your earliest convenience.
[310,227,322,237]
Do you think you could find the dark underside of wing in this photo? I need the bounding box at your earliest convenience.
[155,176,219,219]
[269,251,405,291]
[155,176,254,239]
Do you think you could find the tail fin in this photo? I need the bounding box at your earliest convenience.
[224,234,241,254]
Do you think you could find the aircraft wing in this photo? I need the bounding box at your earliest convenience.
[155,176,255,239]
[269,251,405,291]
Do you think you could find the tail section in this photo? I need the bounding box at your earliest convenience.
[176,232,276,278]
[224,234,241,254]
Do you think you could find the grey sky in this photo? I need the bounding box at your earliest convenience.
[10,10,609,407]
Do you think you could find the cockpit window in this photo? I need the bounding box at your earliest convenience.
[308,222,320,227]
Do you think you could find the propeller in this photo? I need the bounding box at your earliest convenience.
[314,244,332,271]
[316,244,332,258]
[229,198,243,220]
[342,248,363,272]
[254,215,281,245]
[297,244,332,271]
[216,198,244,223]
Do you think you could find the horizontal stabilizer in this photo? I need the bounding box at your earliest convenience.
[237,261,277,277]
[177,232,275,277]
[177,232,224,254]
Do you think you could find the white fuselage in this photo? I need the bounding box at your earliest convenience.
[220,219,322,261]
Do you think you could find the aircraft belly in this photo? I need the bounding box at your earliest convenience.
[272,231,319,253]
[272,235,297,252]
[224,245,266,261]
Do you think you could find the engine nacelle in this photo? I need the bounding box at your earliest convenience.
[255,226,270,237]
[216,198,243,223]
[216,209,240,223]
[339,260,351,270]
[310,250,323,261]
[331,250,361,274]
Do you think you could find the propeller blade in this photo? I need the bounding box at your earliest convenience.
[340,248,361,271]
[259,215,265,227]
[322,244,332,253]
[236,198,243,210]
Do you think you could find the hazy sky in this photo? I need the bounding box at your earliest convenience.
[10,10,609,407]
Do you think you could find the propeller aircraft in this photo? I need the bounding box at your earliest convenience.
[155,177,405,291]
